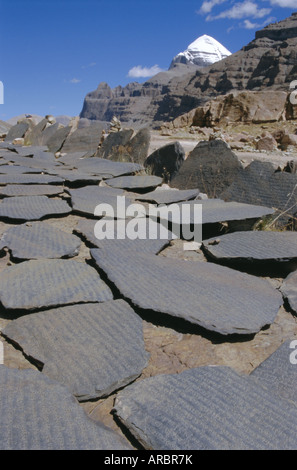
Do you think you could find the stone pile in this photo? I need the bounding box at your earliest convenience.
[0,129,297,450]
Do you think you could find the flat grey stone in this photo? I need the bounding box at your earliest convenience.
[105,175,163,191]
[5,122,30,142]
[0,165,42,174]
[48,169,103,185]
[171,139,242,197]
[280,270,297,314]
[0,174,64,185]
[14,146,49,156]
[0,222,81,259]
[3,300,149,401]
[0,184,64,197]
[61,123,107,154]
[0,365,131,450]
[76,217,172,254]
[113,366,297,450]
[74,157,143,177]
[251,340,297,404]
[0,196,71,221]
[203,230,297,271]
[91,248,282,335]
[46,126,72,154]
[221,160,297,223]
[136,188,200,204]
[68,186,134,218]
[0,259,113,310]
[159,199,275,226]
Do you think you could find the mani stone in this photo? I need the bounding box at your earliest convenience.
[202,231,297,272]
[221,160,297,219]
[280,270,297,315]
[171,139,242,196]
[46,125,72,154]
[61,123,107,154]
[77,217,172,254]
[0,222,81,260]
[0,259,113,310]
[96,128,134,160]
[144,142,185,182]
[3,300,149,401]
[251,340,297,405]
[5,122,30,142]
[48,169,103,185]
[0,173,64,185]
[136,188,200,205]
[0,196,71,221]
[75,157,143,178]
[0,365,131,450]
[0,184,64,197]
[0,165,42,174]
[105,175,163,191]
[113,366,297,450]
[91,248,282,336]
[68,186,136,218]
[156,198,274,238]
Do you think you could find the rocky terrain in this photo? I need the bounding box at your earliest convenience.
[0,113,297,449]
[80,13,297,128]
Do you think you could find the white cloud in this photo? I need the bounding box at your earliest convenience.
[198,0,228,14]
[242,15,276,28]
[70,78,81,84]
[127,65,164,78]
[206,1,272,20]
[265,0,297,6]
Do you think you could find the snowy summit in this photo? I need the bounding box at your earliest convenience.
[169,34,232,69]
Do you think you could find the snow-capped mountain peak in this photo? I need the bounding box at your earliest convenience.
[169,34,232,69]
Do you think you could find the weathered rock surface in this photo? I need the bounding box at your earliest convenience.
[0,184,64,197]
[2,300,149,401]
[0,195,71,221]
[203,231,297,273]
[0,365,132,450]
[61,122,107,154]
[136,188,200,204]
[171,140,242,197]
[105,175,163,191]
[221,160,297,224]
[251,339,297,404]
[144,142,185,182]
[0,173,64,185]
[74,157,143,178]
[0,259,113,310]
[91,248,282,335]
[0,221,81,260]
[281,270,297,315]
[68,186,135,218]
[156,198,274,237]
[114,366,297,450]
[5,121,31,142]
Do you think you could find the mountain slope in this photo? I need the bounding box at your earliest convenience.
[80,13,297,128]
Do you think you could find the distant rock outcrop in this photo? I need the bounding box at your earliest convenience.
[80,13,297,128]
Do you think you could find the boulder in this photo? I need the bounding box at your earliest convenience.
[171,139,242,197]
[144,142,185,182]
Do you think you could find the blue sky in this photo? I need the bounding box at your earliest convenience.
[1,0,296,120]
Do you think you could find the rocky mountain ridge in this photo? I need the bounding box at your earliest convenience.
[80,13,297,128]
